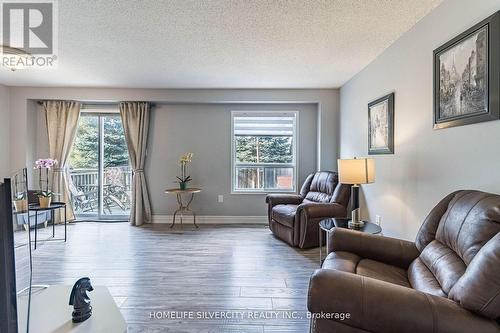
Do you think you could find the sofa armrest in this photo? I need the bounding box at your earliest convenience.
[328,228,419,268]
[265,193,303,207]
[297,203,347,219]
[308,269,500,333]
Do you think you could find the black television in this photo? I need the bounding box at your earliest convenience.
[0,178,18,333]
[1,172,33,333]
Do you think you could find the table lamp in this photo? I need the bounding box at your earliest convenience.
[337,157,375,228]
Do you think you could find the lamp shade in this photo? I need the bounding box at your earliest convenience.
[337,158,375,184]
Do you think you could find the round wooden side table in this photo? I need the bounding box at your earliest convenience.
[164,188,201,228]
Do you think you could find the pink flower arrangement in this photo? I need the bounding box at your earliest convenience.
[34,158,58,169]
[34,158,57,197]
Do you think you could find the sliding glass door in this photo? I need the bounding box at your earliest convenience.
[69,112,132,220]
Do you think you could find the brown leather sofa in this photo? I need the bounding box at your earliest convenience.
[308,190,500,333]
[266,171,351,249]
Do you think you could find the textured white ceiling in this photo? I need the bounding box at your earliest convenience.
[0,0,442,88]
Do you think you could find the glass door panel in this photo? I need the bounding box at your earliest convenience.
[69,115,99,216]
[101,115,132,217]
[69,113,131,220]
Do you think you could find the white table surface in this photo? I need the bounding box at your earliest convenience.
[17,285,127,333]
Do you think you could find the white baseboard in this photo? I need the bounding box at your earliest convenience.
[151,215,268,224]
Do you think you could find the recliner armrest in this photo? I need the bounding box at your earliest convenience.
[328,228,419,268]
[297,203,347,219]
[265,193,303,207]
[308,269,500,333]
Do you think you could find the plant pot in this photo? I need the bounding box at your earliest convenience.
[13,199,27,212]
[179,182,187,190]
[39,196,52,208]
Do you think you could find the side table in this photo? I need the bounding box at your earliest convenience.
[28,201,67,250]
[319,218,381,265]
[164,188,201,228]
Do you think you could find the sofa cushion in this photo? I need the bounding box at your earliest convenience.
[408,257,447,297]
[415,192,457,252]
[418,240,466,294]
[304,172,338,203]
[356,259,411,288]
[305,192,331,203]
[271,204,298,228]
[449,232,500,319]
[415,190,500,319]
[323,252,411,288]
[435,191,500,265]
[322,251,360,273]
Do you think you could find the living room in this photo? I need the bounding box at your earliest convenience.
[0,0,499,333]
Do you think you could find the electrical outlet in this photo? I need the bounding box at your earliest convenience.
[375,215,381,226]
[218,195,224,203]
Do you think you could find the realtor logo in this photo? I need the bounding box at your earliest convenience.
[3,2,53,53]
[0,0,58,69]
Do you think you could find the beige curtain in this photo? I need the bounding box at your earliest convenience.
[119,102,152,226]
[43,100,81,221]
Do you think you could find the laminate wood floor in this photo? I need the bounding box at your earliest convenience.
[29,222,320,332]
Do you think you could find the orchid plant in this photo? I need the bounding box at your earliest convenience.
[34,158,58,197]
[177,153,193,188]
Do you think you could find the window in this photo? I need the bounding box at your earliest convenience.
[231,111,298,193]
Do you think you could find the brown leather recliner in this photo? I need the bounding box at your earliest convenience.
[308,190,500,333]
[266,171,351,249]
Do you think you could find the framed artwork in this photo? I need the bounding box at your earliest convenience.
[433,11,499,129]
[368,92,394,155]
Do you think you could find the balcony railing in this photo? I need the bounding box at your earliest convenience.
[233,163,295,192]
[69,166,132,216]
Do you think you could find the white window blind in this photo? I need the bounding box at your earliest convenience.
[233,114,295,136]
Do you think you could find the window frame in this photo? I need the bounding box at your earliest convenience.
[230,110,299,194]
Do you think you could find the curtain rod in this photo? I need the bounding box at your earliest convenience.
[36,100,157,107]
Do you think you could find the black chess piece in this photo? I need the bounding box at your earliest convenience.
[69,277,94,323]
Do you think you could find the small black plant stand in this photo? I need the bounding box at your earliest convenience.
[28,201,67,249]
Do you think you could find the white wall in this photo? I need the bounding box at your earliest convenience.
[340,0,500,240]
[0,84,10,179]
[8,87,337,216]
[148,103,316,216]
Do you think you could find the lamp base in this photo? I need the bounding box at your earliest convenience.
[349,208,364,229]
[348,220,365,229]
